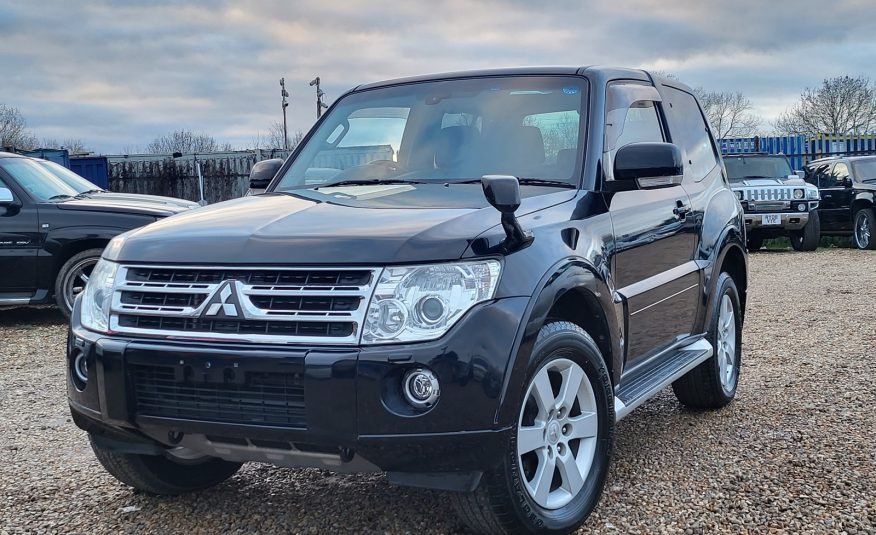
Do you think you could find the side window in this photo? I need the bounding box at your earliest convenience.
[803,165,819,186]
[807,164,831,188]
[611,101,664,154]
[831,162,850,187]
[663,87,718,182]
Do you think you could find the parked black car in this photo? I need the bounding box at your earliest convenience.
[67,67,748,534]
[724,153,821,251]
[804,155,876,249]
[0,152,195,317]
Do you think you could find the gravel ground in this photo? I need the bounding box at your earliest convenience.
[1,249,875,534]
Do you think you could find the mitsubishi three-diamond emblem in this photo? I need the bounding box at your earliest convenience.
[202,280,241,318]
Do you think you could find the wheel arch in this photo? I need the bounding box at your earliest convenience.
[704,239,748,331]
[851,193,874,221]
[495,257,621,427]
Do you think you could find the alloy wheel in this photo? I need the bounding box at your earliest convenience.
[64,257,98,311]
[716,294,738,392]
[517,358,598,510]
[855,212,871,249]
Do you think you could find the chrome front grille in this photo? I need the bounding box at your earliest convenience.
[110,265,381,344]
[740,187,792,201]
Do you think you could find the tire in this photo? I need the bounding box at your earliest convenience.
[55,248,104,319]
[451,322,614,534]
[745,235,763,252]
[90,435,242,495]
[790,211,820,251]
[853,208,876,250]
[672,272,742,409]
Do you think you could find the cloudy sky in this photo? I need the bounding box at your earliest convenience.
[1,0,874,153]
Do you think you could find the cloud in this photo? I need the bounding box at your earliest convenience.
[1,0,874,152]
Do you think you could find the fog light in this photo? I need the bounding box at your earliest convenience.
[71,351,88,390]
[403,368,440,409]
[797,203,807,212]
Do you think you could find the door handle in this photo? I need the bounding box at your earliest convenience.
[673,200,690,219]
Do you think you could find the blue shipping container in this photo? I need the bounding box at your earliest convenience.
[70,156,109,189]
[22,148,70,167]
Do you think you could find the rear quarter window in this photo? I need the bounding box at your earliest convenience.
[662,87,718,182]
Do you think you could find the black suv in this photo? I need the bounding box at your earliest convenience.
[804,155,876,249]
[0,153,196,316]
[67,67,748,534]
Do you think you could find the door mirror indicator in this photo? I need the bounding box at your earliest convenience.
[249,159,284,191]
[611,142,684,190]
[481,175,533,251]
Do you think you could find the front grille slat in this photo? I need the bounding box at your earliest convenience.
[131,364,306,428]
[111,266,378,344]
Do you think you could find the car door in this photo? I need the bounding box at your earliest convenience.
[0,173,40,298]
[819,162,855,231]
[604,82,698,368]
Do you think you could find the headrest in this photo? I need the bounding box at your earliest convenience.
[435,126,478,169]
[505,126,545,167]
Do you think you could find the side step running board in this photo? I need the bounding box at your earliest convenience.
[614,338,713,421]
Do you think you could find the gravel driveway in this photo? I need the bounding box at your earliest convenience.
[2,249,874,534]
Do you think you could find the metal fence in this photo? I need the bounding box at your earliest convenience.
[718,134,876,170]
[107,149,291,203]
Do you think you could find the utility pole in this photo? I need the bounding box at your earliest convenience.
[280,77,289,149]
[309,76,328,119]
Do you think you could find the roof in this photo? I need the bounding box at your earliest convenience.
[0,151,24,159]
[808,155,876,164]
[354,66,653,91]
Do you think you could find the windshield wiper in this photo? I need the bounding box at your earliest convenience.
[450,178,575,188]
[73,189,108,199]
[314,179,428,189]
[48,194,74,201]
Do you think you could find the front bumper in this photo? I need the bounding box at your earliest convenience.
[67,296,529,488]
[743,211,810,231]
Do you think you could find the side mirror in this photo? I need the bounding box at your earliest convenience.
[611,142,683,190]
[481,175,532,251]
[0,188,13,205]
[481,175,521,214]
[794,170,806,179]
[249,158,284,191]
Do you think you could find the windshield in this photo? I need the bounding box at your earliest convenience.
[724,156,793,182]
[274,76,587,192]
[0,158,81,201]
[37,160,100,193]
[851,159,876,182]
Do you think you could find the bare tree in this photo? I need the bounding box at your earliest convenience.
[265,121,305,150]
[694,89,761,139]
[774,75,876,136]
[268,121,287,150]
[0,104,38,150]
[146,130,221,154]
[41,138,90,155]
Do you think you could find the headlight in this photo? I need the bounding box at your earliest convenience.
[362,260,501,344]
[80,258,119,333]
[793,188,804,199]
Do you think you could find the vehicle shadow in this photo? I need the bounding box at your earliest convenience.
[0,306,67,327]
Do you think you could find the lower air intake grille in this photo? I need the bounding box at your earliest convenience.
[131,365,306,428]
[118,314,354,337]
